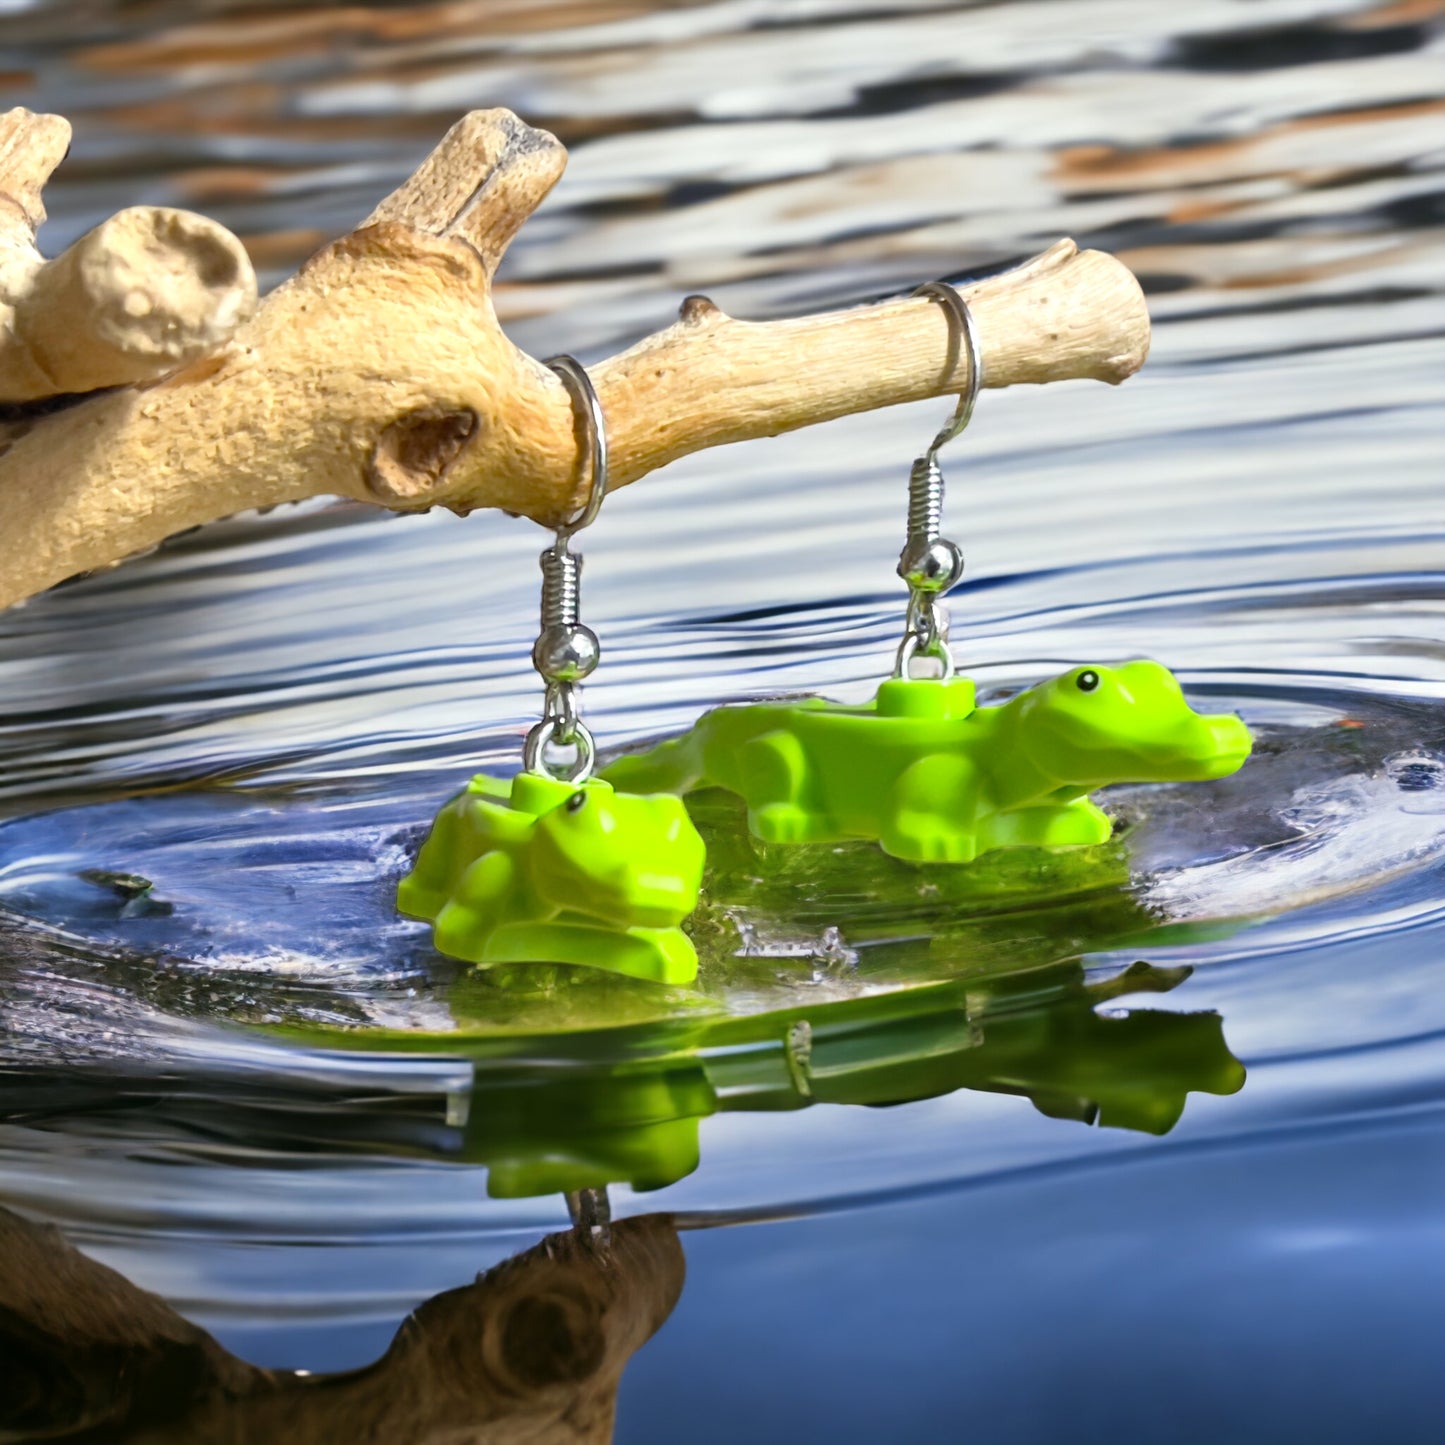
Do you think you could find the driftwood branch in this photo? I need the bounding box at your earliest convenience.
[0,109,256,403]
[0,107,1150,611]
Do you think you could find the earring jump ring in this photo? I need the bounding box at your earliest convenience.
[522,714,597,784]
[546,354,610,539]
[912,280,984,460]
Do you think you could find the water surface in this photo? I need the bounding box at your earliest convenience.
[1,1,1443,1439]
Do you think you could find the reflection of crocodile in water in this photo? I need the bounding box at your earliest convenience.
[604,663,1252,862]
[0,959,1246,1203]
[23,956,1223,1199]
[448,958,1246,1198]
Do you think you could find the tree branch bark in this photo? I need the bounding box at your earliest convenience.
[0,108,257,404]
[0,107,1150,611]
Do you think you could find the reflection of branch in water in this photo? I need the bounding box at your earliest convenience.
[0,1206,682,1444]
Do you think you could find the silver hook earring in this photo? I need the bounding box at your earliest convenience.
[522,355,610,782]
[894,280,983,680]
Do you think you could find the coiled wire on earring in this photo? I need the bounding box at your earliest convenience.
[894,280,983,680]
[522,355,609,783]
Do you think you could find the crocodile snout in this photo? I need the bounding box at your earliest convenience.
[615,869,698,928]
[1190,712,1253,779]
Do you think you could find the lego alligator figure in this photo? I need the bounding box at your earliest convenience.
[603,661,1252,864]
[398,771,706,984]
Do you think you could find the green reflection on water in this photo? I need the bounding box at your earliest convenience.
[448,957,1244,1200]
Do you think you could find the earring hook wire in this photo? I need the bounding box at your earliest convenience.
[546,354,609,539]
[890,280,984,682]
[520,355,610,784]
[913,280,983,460]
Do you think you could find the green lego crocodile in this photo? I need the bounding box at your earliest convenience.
[398,772,707,984]
[603,661,1252,863]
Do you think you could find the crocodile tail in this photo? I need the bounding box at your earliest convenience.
[602,729,707,796]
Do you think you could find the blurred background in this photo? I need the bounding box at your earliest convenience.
[0,2,1443,1441]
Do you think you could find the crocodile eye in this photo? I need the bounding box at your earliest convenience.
[1076,670,1100,693]
[566,790,587,812]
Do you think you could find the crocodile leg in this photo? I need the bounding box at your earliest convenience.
[432,849,521,963]
[975,798,1114,853]
[482,919,699,984]
[882,755,981,862]
[741,729,840,843]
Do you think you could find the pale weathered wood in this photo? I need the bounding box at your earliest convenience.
[0,109,70,284]
[0,107,1150,611]
[0,107,258,403]
[14,205,258,397]
[0,106,72,379]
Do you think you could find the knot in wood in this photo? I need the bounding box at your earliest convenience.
[366,404,480,505]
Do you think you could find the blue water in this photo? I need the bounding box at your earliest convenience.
[0,1,1443,1440]
[643,1108,1445,1443]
